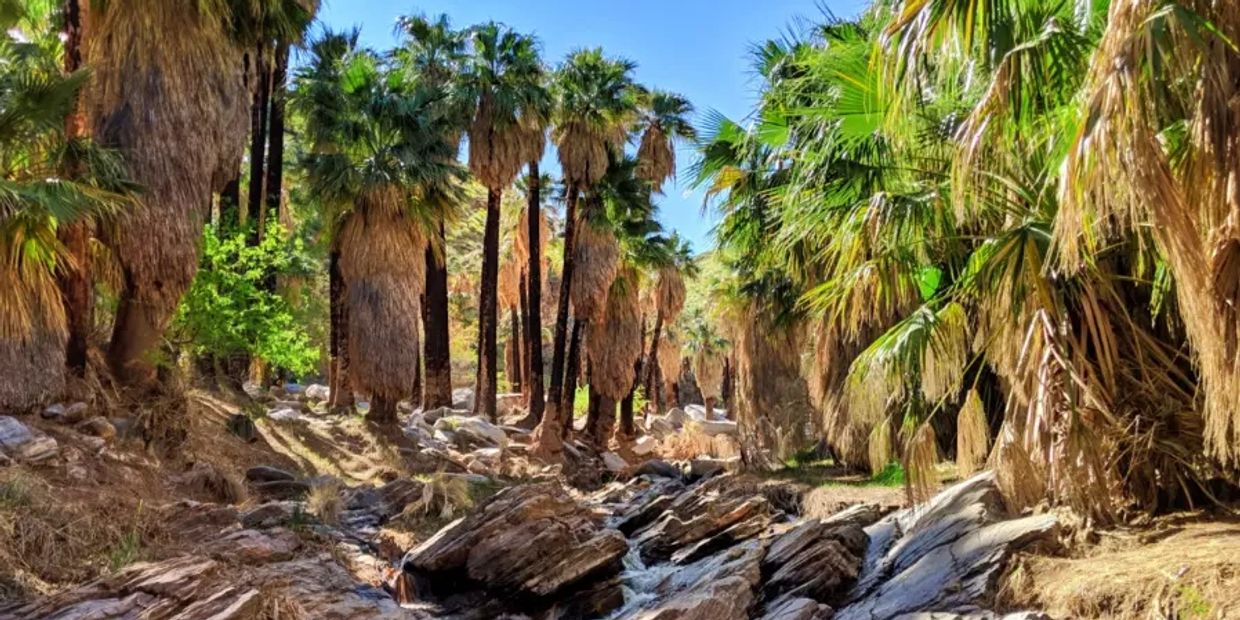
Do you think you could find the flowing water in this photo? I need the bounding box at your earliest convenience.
[603,539,678,619]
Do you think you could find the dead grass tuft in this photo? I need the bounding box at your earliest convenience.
[306,480,343,526]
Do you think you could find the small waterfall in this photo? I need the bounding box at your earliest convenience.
[604,539,677,619]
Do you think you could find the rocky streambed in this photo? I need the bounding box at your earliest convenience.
[1,447,1057,620]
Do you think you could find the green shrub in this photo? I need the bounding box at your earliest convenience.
[173,222,320,375]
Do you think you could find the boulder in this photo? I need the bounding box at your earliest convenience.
[433,415,508,450]
[692,419,738,436]
[304,384,330,402]
[760,596,834,620]
[267,408,303,423]
[0,415,58,463]
[632,538,765,620]
[240,502,299,529]
[634,475,775,563]
[665,408,691,428]
[211,528,301,564]
[633,435,658,456]
[451,387,475,411]
[601,451,629,473]
[647,415,677,438]
[404,482,627,598]
[762,518,867,603]
[251,479,311,500]
[633,459,683,480]
[77,416,117,441]
[835,473,1059,620]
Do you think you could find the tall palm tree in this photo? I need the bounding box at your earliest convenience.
[1,8,133,411]
[394,13,469,411]
[85,0,253,388]
[294,30,464,424]
[56,0,90,378]
[634,89,696,193]
[462,22,551,421]
[644,234,696,414]
[532,48,637,454]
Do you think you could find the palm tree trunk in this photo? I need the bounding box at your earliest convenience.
[561,317,585,434]
[644,310,664,411]
[474,187,503,420]
[423,221,452,409]
[247,43,269,245]
[508,307,523,392]
[520,161,546,428]
[328,249,352,412]
[619,313,647,441]
[368,395,397,425]
[57,0,90,378]
[545,184,577,421]
[518,275,531,399]
[264,42,288,228]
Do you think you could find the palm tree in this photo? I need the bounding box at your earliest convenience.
[532,48,637,454]
[461,22,551,421]
[1,9,133,411]
[294,30,465,424]
[394,13,469,411]
[644,234,696,415]
[634,89,696,193]
[56,0,90,378]
[85,0,253,388]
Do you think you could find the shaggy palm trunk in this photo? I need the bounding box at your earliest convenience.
[58,0,90,377]
[423,222,452,409]
[264,42,288,228]
[247,44,269,244]
[369,395,397,425]
[518,277,532,399]
[328,250,352,412]
[474,188,503,420]
[520,161,545,427]
[533,185,580,449]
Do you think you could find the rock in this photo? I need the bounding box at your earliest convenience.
[0,415,58,463]
[245,465,298,483]
[283,383,304,395]
[633,434,658,456]
[77,416,117,441]
[763,518,867,603]
[251,479,311,500]
[62,402,90,424]
[40,403,65,420]
[226,414,257,442]
[893,613,1053,620]
[271,400,304,411]
[634,459,683,480]
[647,415,677,438]
[422,406,460,424]
[241,502,299,529]
[665,408,691,428]
[212,528,301,564]
[634,538,765,620]
[634,475,774,563]
[688,457,740,480]
[404,482,627,598]
[304,383,330,402]
[835,473,1059,620]
[451,387,476,411]
[267,408,303,422]
[761,596,834,620]
[692,419,738,436]
[601,451,629,473]
[433,415,508,450]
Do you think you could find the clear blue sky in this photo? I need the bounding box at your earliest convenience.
[318,0,867,253]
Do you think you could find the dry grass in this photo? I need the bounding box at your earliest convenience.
[1002,517,1240,619]
[182,462,246,505]
[903,423,940,504]
[732,304,818,462]
[306,480,343,526]
[398,473,473,524]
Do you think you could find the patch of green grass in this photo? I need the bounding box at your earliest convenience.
[0,476,33,509]
[572,386,589,419]
[868,462,906,487]
[106,530,143,572]
[1177,584,1212,619]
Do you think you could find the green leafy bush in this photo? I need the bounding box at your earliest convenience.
[173,222,320,375]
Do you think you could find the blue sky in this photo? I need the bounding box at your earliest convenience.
[319,0,867,252]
